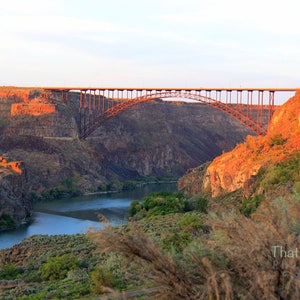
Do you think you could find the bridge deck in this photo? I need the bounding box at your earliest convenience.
[42,87,298,92]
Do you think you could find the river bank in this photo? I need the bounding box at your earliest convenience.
[0,182,177,250]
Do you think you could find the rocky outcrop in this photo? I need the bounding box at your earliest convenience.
[0,156,31,230]
[0,87,78,138]
[11,102,56,116]
[0,156,22,175]
[178,162,210,196]
[179,91,300,197]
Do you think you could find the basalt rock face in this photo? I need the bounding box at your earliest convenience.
[179,91,300,198]
[0,87,78,138]
[0,156,31,230]
[0,87,253,196]
[89,100,251,179]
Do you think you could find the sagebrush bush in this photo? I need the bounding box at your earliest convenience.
[185,194,209,213]
[238,194,263,217]
[0,263,22,279]
[89,194,300,299]
[260,152,300,190]
[39,254,79,281]
[90,265,116,294]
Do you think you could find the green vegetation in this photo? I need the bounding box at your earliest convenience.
[99,177,177,193]
[2,151,300,299]
[0,212,15,228]
[0,235,98,299]
[184,194,209,213]
[129,191,186,218]
[90,265,117,294]
[238,194,264,217]
[91,193,300,299]
[39,254,79,281]
[30,177,81,202]
[260,151,300,189]
[0,263,22,280]
[269,133,286,146]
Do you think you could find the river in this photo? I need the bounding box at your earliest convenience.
[0,183,177,250]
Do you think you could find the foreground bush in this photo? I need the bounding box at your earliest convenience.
[90,193,300,299]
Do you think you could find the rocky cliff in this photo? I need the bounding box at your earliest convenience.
[0,87,253,192]
[179,91,300,197]
[89,100,252,179]
[0,156,31,230]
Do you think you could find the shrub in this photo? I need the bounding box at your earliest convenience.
[260,152,300,189]
[90,194,300,299]
[128,200,141,217]
[66,269,89,282]
[0,212,15,228]
[269,133,286,146]
[185,195,209,213]
[162,232,192,252]
[89,223,194,299]
[293,181,300,196]
[179,214,203,233]
[129,191,186,218]
[0,263,22,279]
[39,254,79,281]
[90,265,116,294]
[238,194,263,217]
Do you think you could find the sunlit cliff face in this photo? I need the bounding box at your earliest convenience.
[203,91,300,197]
[0,156,22,175]
[11,102,56,116]
[0,87,32,103]
[0,87,55,117]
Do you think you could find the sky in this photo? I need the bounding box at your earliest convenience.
[1,0,300,91]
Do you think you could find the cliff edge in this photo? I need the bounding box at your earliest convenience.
[0,156,31,230]
[179,91,300,197]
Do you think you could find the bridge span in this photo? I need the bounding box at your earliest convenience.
[43,87,298,139]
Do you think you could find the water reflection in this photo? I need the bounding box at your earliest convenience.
[0,183,177,249]
[0,212,104,250]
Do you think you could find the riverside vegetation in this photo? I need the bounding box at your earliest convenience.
[0,151,300,299]
[0,90,300,299]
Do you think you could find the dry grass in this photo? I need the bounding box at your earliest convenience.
[89,221,195,299]
[203,194,300,299]
[89,194,300,299]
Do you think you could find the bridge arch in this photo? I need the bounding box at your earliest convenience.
[80,90,266,139]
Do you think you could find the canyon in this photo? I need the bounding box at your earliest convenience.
[0,88,299,299]
[0,86,256,228]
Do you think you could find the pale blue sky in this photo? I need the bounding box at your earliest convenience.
[1,0,300,88]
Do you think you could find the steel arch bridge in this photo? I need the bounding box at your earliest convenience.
[44,87,298,139]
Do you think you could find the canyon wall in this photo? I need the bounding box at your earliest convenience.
[179,91,300,197]
[0,87,252,192]
[0,156,31,230]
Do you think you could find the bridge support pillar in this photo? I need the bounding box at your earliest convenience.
[268,91,275,123]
